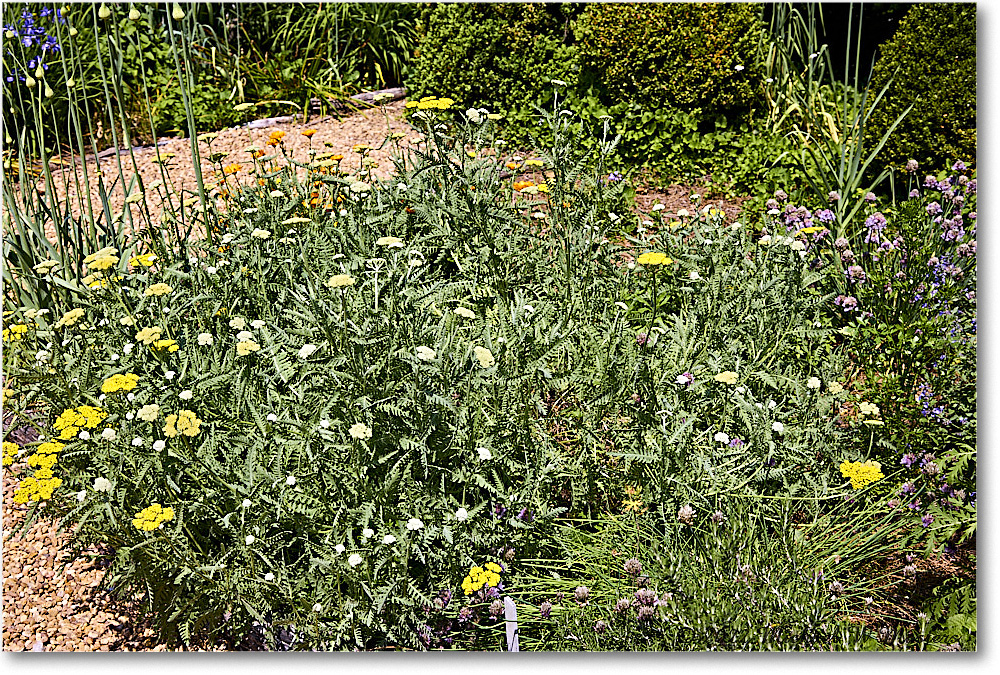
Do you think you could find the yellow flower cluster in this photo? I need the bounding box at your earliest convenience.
[84,246,119,271]
[101,373,140,394]
[13,440,64,503]
[152,338,180,353]
[54,308,85,328]
[132,503,175,531]
[406,95,455,111]
[3,441,19,466]
[144,283,173,297]
[636,251,672,266]
[164,409,202,438]
[714,371,739,385]
[136,326,163,345]
[129,253,157,267]
[53,406,107,440]
[13,475,63,503]
[462,562,503,595]
[236,340,260,356]
[3,323,29,342]
[27,441,63,470]
[839,460,884,491]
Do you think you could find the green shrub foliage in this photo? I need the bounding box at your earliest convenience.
[865,3,977,173]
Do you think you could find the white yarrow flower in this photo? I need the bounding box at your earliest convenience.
[132,437,143,447]
[298,343,318,359]
[349,423,372,440]
[236,330,254,342]
[772,421,785,434]
[153,440,166,451]
[266,413,277,422]
[179,390,193,400]
[714,432,730,444]
[93,477,112,492]
[78,430,91,440]
[251,228,271,240]
[320,419,331,429]
[335,543,346,554]
[251,320,265,329]
[264,572,275,581]
[101,428,117,441]
[77,490,88,502]
[362,528,374,539]
[455,507,469,522]
[286,475,296,486]
[245,535,255,545]
[348,553,363,567]
[242,499,252,508]
[415,346,436,361]
[165,370,176,380]
[198,333,214,346]
[406,518,424,531]
[807,377,822,390]
[313,603,323,613]
[477,447,492,460]
[383,534,396,545]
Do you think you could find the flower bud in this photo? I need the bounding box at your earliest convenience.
[44,84,54,98]
[129,7,141,21]
[35,65,44,79]
[69,27,78,37]
[172,3,185,20]
[25,76,36,88]
[98,4,111,19]
[66,79,75,88]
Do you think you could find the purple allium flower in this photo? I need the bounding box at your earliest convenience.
[817,209,835,223]
[864,192,877,202]
[903,564,917,578]
[710,510,725,524]
[614,598,631,615]
[594,619,607,634]
[457,606,474,624]
[952,160,967,172]
[766,198,779,211]
[909,189,920,198]
[828,191,841,202]
[834,237,849,251]
[905,159,919,173]
[924,175,939,188]
[774,189,788,201]
[574,586,590,604]
[921,514,934,527]
[926,201,943,215]
[636,606,656,622]
[676,372,694,386]
[539,601,552,618]
[489,599,504,618]
[840,249,855,264]
[636,333,649,347]
[677,504,695,524]
[900,453,918,468]
[635,588,657,606]
[624,558,643,577]
[846,265,866,283]
[606,171,622,183]
[728,438,745,448]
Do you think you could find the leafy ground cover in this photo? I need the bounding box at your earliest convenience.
[2,90,976,650]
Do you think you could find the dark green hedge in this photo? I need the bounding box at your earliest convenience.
[574,2,765,119]
[865,2,976,173]
[405,3,579,122]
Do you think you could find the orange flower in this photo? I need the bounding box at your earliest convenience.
[223,163,241,175]
[302,129,318,138]
[505,162,521,171]
[331,155,344,162]
[269,130,286,140]
[513,180,535,192]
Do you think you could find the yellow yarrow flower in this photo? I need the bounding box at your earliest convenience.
[132,503,175,531]
[636,252,672,266]
[163,409,202,438]
[327,274,356,288]
[2,323,29,342]
[144,283,173,297]
[129,253,157,267]
[101,373,140,394]
[54,308,85,328]
[236,340,260,357]
[714,371,739,385]
[152,339,180,353]
[84,246,119,271]
[461,562,503,595]
[3,441,19,466]
[53,407,106,439]
[839,460,884,491]
[135,326,163,345]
